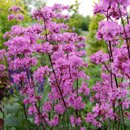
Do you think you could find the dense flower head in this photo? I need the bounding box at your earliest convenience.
[10,25,23,35]
[42,101,52,112]
[8,57,37,70]
[16,14,24,21]
[0,49,6,62]
[33,3,70,23]
[11,72,27,85]
[49,115,59,127]
[92,103,113,119]
[4,34,37,56]
[70,116,82,126]
[85,112,102,127]
[97,21,122,41]
[28,105,37,115]
[32,23,43,34]
[46,22,69,34]
[78,81,90,96]
[93,0,130,16]
[100,0,130,8]
[33,43,43,53]
[8,14,16,21]
[111,44,129,75]
[33,66,51,82]
[54,103,65,114]
[0,65,6,72]
[42,42,53,53]
[34,114,40,126]
[69,94,85,110]
[33,7,54,22]
[90,50,109,64]
[124,21,130,39]
[9,5,21,13]
[51,3,69,11]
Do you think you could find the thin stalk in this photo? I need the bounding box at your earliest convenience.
[35,104,52,130]
[76,78,79,130]
[20,80,29,130]
[106,11,118,128]
[48,54,73,130]
[76,78,78,97]
[117,3,130,59]
[43,16,73,130]
[23,104,29,130]
[87,123,91,130]
[119,99,126,130]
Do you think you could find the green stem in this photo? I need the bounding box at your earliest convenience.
[23,104,29,130]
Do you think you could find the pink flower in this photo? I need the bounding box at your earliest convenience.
[78,81,90,96]
[49,115,59,127]
[11,72,27,85]
[34,114,40,126]
[54,103,65,114]
[0,65,6,71]
[8,14,16,21]
[42,101,52,112]
[23,98,29,104]
[75,117,81,125]
[80,127,85,130]
[16,14,24,21]
[70,116,75,126]
[28,106,37,115]
[90,50,109,64]
[33,66,51,82]
[29,96,37,105]
[9,5,21,13]
[64,14,69,20]
[42,42,53,53]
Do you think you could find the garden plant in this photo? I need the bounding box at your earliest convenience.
[1,0,130,130]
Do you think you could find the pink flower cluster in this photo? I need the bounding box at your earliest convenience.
[11,72,27,85]
[85,112,101,127]
[97,21,122,41]
[8,57,37,70]
[4,3,90,128]
[89,0,130,128]
[3,1,130,129]
[33,66,51,82]
[9,5,21,12]
[8,5,23,21]
[33,3,69,22]
[90,50,109,64]
[70,116,81,126]
[0,49,6,76]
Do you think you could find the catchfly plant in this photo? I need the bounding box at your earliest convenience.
[1,0,130,129]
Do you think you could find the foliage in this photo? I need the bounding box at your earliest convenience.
[85,13,105,91]
[62,0,83,35]
[86,13,106,56]
[79,15,91,31]
[22,0,47,16]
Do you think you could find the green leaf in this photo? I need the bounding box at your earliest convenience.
[4,103,21,114]
[34,126,43,130]
[4,115,21,127]
[119,119,130,128]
